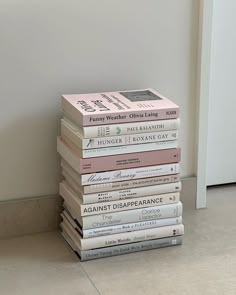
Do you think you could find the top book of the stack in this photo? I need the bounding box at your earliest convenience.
[62,89,179,126]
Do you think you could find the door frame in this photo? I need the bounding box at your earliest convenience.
[195,0,213,208]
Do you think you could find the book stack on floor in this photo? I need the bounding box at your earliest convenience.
[57,88,184,261]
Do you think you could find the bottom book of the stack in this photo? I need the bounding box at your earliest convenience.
[60,208,184,261]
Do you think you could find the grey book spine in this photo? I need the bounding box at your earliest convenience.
[81,202,183,229]
[79,236,183,261]
[61,230,182,261]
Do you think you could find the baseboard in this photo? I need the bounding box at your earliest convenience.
[0,195,62,239]
[0,177,196,239]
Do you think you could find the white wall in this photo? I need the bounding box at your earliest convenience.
[0,0,199,201]
[207,0,236,185]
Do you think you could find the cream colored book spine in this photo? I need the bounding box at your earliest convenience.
[63,216,184,250]
[59,181,180,216]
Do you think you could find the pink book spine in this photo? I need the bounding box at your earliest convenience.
[62,89,179,126]
[80,148,181,174]
[57,137,181,174]
[82,108,179,126]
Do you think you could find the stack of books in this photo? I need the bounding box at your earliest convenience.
[57,88,184,261]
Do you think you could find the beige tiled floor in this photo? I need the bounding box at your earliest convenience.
[1,185,236,295]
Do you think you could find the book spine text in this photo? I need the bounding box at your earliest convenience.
[81,163,180,185]
[81,202,183,229]
[82,216,182,238]
[82,174,181,194]
[80,224,184,250]
[80,192,180,216]
[81,181,181,204]
[83,118,180,138]
[61,229,182,261]
[58,137,181,173]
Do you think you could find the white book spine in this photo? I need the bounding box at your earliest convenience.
[61,229,183,261]
[81,118,180,138]
[81,202,183,229]
[62,119,178,149]
[80,140,178,158]
[83,216,183,238]
[80,192,180,216]
[81,163,180,185]
[81,182,181,204]
[62,159,181,194]
[80,224,184,250]
[60,181,180,216]
[82,174,181,194]
[83,130,178,149]
[80,236,183,260]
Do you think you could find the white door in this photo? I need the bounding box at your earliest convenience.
[207,0,236,185]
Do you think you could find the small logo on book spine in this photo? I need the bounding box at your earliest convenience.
[86,139,94,148]
[116,127,121,135]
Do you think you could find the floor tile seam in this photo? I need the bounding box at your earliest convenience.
[79,263,102,295]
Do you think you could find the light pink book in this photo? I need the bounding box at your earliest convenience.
[57,137,181,174]
[62,88,179,126]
